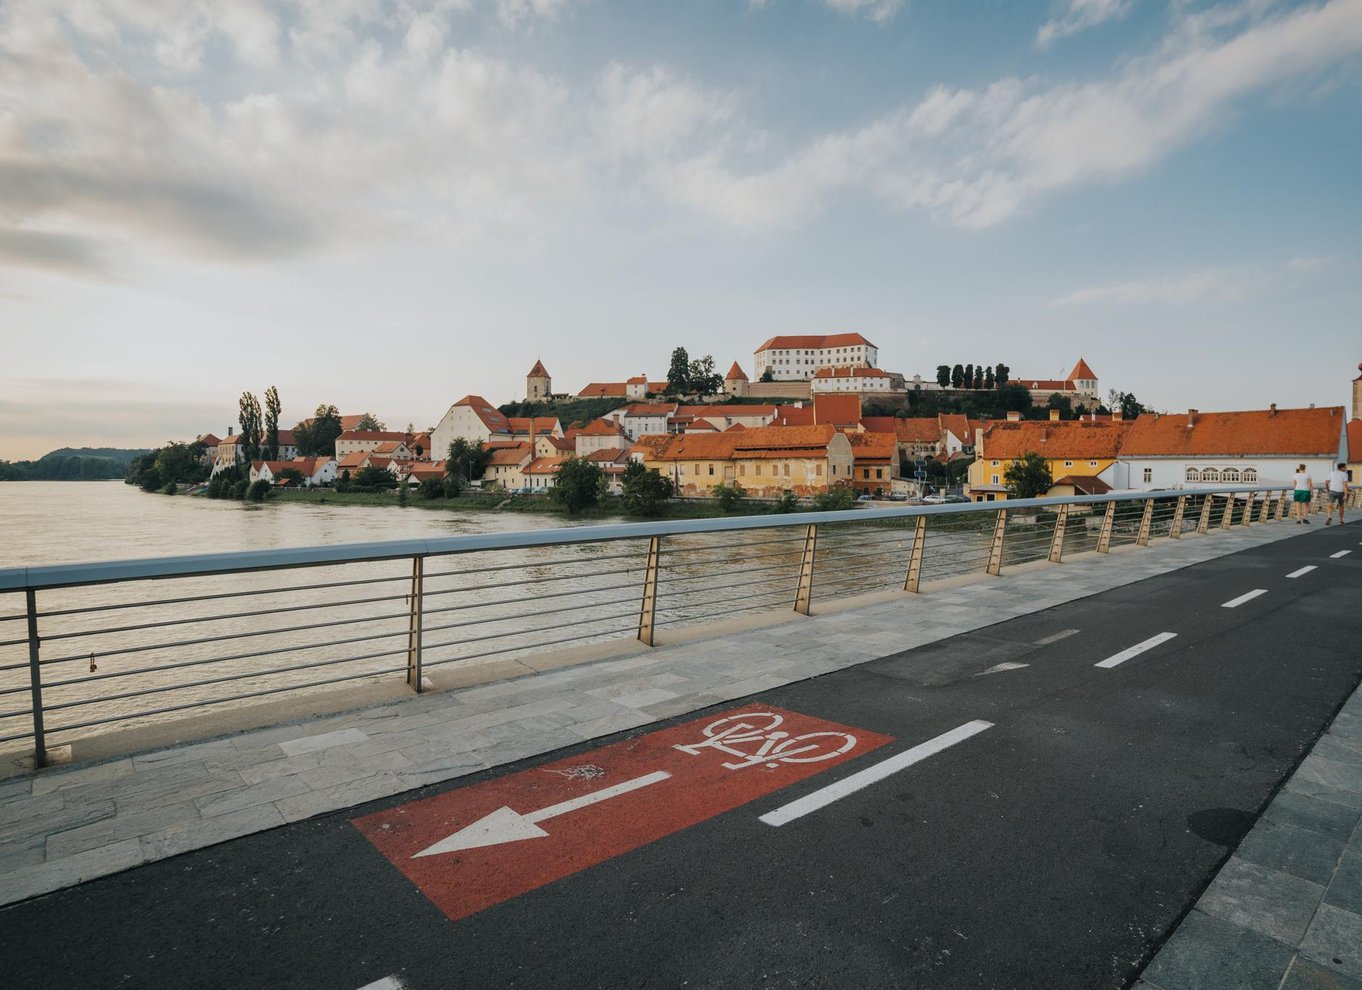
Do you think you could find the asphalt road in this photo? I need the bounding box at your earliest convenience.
[3,522,1360,990]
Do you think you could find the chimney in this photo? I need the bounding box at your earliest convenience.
[1269,403,1277,417]
[1006,410,1021,422]
[1187,409,1198,428]
[227,426,234,436]
[1049,409,1060,422]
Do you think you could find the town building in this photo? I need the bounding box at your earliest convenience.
[1015,358,1100,408]
[635,425,855,498]
[526,360,552,401]
[754,333,878,382]
[809,366,900,394]
[248,456,337,487]
[968,415,1133,501]
[335,431,412,459]
[575,417,632,456]
[1113,405,1349,490]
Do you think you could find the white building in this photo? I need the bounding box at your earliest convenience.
[753,333,878,382]
[809,366,895,394]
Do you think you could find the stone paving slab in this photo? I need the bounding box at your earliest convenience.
[0,519,1318,908]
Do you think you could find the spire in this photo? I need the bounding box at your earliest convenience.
[1069,357,1097,381]
[528,359,549,377]
[725,361,749,382]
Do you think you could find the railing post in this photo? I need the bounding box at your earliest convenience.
[1169,495,1187,539]
[406,556,424,691]
[1219,494,1233,531]
[794,524,818,615]
[1257,492,1271,523]
[986,509,1008,575]
[1096,500,1116,553]
[904,516,927,593]
[1136,498,1154,546]
[637,536,661,645]
[1196,493,1213,534]
[1240,493,1253,527]
[1048,503,1070,561]
[26,589,47,769]
[1275,490,1287,521]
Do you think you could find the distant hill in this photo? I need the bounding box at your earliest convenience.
[40,447,151,465]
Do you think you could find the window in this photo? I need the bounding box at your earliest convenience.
[1186,467,1201,482]
[992,460,999,467]
[816,464,823,476]
[1089,461,1098,467]
[1143,468,1152,483]
[992,475,999,485]
[755,464,762,476]
[708,464,714,476]
[1243,468,1257,483]
[863,468,870,479]
[1202,468,1220,482]
[738,464,745,477]
[1222,467,1240,483]
[1064,460,1073,467]
[876,468,883,480]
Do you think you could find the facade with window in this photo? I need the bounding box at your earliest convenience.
[634,425,854,498]
[966,419,1133,501]
[753,333,879,382]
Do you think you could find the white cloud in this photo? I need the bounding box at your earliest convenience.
[1036,0,1133,49]
[1287,255,1334,272]
[821,0,907,24]
[1050,269,1254,306]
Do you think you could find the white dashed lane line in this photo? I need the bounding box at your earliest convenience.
[1095,632,1178,669]
[1287,566,1318,578]
[1222,589,1268,609]
[760,721,993,827]
[1331,550,1352,559]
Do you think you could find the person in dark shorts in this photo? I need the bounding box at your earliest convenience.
[1293,464,1314,524]
[1326,462,1348,525]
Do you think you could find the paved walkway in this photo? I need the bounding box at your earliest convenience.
[0,517,1335,920]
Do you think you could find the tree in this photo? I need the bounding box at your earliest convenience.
[355,413,385,431]
[776,490,799,513]
[275,466,306,487]
[712,481,746,513]
[973,365,984,389]
[1003,452,1053,500]
[550,456,604,513]
[998,383,1033,414]
[936,365,951,388]
[995,363,1010,388]
[1108,390,1147,420]
[418,476,445,500]
[447,437,490,482]
[296,404,342,456]
[759,368,775,383]
[984,366,995,390]
[687,355,723,397]
[354,465,398,489]
[238,392,262,464]
[263,386,281,461]
[1047,393,1073,419]
[812,486,856,511]
[153,441,208,486]
[621,461,674,516]
[665,347,691,395]
[247,479,272,501]
[963,364,974,390]
[951,364,965,389]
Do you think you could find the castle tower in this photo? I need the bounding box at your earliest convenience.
[1068,357,1099,401]
[725,361,749,398]
[527,359,551,402]
[1353,362,1362,421]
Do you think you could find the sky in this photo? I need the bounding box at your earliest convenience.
[1,0,1360,460]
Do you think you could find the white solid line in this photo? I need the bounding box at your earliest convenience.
[1286,566,1317,579]
[759,721,992,827]
[1221,589,1268,609]
[1035,629,1080,645]
[1331,550,1352,559]
[1095,632,1178,669]
[357,978,404,990]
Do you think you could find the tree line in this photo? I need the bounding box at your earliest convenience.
[935,363,1012,390]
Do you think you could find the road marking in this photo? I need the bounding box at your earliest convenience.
[1221,589,1268,609]
[1035,629,1080,645]
[759,720,993,827]
[414,770,672,857]
[1286,566,1317,578]
[1095,632,1178,669]
[1331,550,1352,559]
[976,662,1029,676]
[357,978,405,990]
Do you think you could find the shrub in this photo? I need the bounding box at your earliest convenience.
[812,487,856,511]
[776,490,799,513]
[162,480,177,496]
[232,479,249,500]
[247,479,271,501]
[712,482,746,513]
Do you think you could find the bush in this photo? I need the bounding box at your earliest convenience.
[443,475,464,499]
[551,457,605,514]
[232,479,249,500]
[418,476,445,500]
[621,461,674,516]
[247,479,271,501]
[162,480,177,496]
[776,490,799,513]
[712,482,746,513]
[354,465,398,490]
[811,487,856,511]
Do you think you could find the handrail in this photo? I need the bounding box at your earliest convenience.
[0,485,1273,593]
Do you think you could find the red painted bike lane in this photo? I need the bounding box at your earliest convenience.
[353,705,894,921]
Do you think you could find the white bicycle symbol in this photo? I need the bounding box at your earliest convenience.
[673,712,857,770]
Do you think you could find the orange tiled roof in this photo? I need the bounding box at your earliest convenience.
[507,417,558,436]
[338,430,408,443]
[981,420,1133,460]
[624,403,676,417]
[371,441,407,455]
[524,456,564,475]
[859,416,896,433]
[687,419,719,431]
[1020,379,1073,391]
[939,414,972,441]
[578,382,628,398]
[725,423,747,432]
[337,452,368,469]
[586,447,629,464]
[485,442,533,466]
[845,431,896,461]
[812,394,861,426]
[755,332,876,352]
[1069,357,1098,381]
[812,365,891,379]
[1053,475,1110,495]
[771,405,815,427]
[579,417,628,437]
[528,359,549,377]
[197,433,221,447]
[339,415,365,431]
[893,418,942,443]
[726,362,748,382]
[675,404,776,418]
[454,395,511,434]
[1120,407,1346,457]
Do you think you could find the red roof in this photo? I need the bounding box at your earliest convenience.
[1020,379,1072,391]
[624,403,676,417]
[812,366,890,379]
[340,415,366,431]
[675,404,775,418]
[524,456,564,475]
[578,418,629,437]
[1053,475,1111,495]
[726,362,749,382]
[586,447,629,464]
[507,417,559,436]
[1120,407,1346,457]
[755,332,876,352]
[196,433,221,447]
[578,382,628,398]
[687,419,719,432]
[845,431,896,462]
[1069,358,1098,381]
[859,417,896,433]
[981,420,1133,460]
[939,415,973,442]
[485,442,533,466]
[454,395,511,434]
[893,418,943,443]
[812,394,861,426]
[528,359,549,377]
[338,430,408,443]
[772,405,815,427]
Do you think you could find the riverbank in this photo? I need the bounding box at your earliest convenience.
[263,487,746,519]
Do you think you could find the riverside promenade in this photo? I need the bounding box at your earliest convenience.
[2,514,1360,988]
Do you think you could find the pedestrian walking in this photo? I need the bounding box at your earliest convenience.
[1326,462,1349,525]
[1293,464,1314,524]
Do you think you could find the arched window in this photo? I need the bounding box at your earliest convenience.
[1202,468,1220,482]
[1243,468,1257,483]
[1185,467,1201,482]
[1222,467,1241,483]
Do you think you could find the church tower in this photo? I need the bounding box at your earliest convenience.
[527,360,551,402]
[1353,362,1362,421]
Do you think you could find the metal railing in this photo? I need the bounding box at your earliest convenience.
[0,484,1351,767]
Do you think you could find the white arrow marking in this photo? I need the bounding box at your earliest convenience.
[412,770,671,857]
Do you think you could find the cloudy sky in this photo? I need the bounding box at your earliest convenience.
[1,0,1360,459]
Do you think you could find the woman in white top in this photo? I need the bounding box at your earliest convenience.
[1292,464,1314,524]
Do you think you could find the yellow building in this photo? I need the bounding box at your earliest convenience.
[969,418,1132,502]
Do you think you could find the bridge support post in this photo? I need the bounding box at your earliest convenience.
[1048,503,1070,561]
[637,536,661,645]
[1196,494,1213,534]
[406,556,424,692]
[1275,490,1287,520]
[26,589,47,769]
[1220,494,1234,531]
[986,509,1008,576]
[794,525,818,615]
[1169,495,1187,539]
[1257,493,1271,523]
[1241,494,1253,527]
[904,517,927,593]
[1096,500,1116,553]
[1136,498,1154,546]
